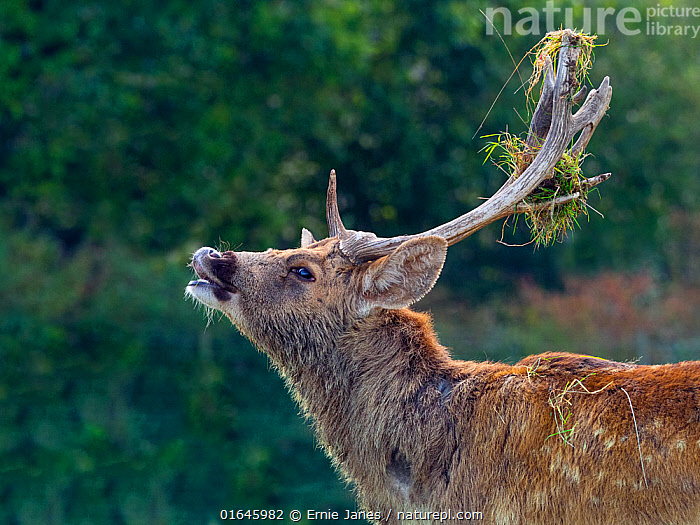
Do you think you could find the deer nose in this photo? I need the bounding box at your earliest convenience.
[193,247,221,261]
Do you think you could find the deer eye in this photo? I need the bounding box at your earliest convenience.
[290,267,315,282]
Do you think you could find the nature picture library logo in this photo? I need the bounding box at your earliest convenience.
[484,1,700,38]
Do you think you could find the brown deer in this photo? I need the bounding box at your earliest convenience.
[186,31,700,524]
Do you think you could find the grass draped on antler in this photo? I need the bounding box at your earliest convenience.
[483,30,604,247]
[527,30,599,104]
[482,131,592,247]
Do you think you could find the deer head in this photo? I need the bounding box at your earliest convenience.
[187,234,447,368]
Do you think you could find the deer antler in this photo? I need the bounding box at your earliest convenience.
[326,169,347,238]
[327,30,613,264]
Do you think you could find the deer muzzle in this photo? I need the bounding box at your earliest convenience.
[187,247,239,301]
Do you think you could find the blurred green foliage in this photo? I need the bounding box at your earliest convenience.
[0,0,698,523]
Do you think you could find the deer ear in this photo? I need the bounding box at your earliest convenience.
[301,228,316,248]
[360,236,447,311]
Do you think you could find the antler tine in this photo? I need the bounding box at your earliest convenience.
[331,30,612,264]
[326,169,348,238]
[570,76,612,156]
[525,55,556,149]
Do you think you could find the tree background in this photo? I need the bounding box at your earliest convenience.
[0,1,697,523]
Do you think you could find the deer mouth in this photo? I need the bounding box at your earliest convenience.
[187,248,239,296]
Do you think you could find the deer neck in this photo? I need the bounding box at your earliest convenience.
[261,307,458,505]
[265,307,452,420]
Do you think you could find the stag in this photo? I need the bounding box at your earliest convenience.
[186,31,700,524]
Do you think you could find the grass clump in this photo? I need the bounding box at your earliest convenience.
[527,29,599,103]
[482,131,591,247]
